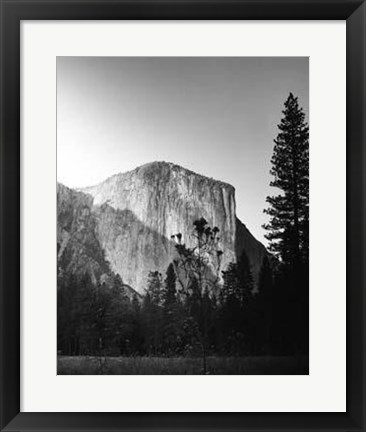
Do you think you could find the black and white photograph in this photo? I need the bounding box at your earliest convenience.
[57,57,309,375]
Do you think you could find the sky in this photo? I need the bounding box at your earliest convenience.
[57,57,308,245]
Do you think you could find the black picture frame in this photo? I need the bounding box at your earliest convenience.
[0,1,365,431]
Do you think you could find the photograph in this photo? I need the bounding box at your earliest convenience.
[57,56,309,375]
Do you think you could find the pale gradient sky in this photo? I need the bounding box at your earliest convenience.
[57,57,308,245]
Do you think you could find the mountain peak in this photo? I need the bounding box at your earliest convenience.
[80,161,234,194]
[139,160,175,169]
[100,161,235,192]
[135,160,180,176]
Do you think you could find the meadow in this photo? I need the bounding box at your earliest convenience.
[57,355,308,375]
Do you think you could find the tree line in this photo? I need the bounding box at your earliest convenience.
[57,230,276,360]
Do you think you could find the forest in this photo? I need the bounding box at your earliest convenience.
[57,220,308,357]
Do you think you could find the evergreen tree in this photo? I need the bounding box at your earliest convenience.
[103,275,130,356]
[220,251,254,354]
[142,271,164,354]
[163,263,177,307]
[162,263,178,353]
[256,256,274,354]
[146,271,163,306]
[236,251,254,302]
[263,92,309,267]
[262,93,309,355]
[130,293,143,354]
[220,262,239,301]
[132,293,140,312]
[72,273,96,355]
[57,273,79,354]
[221,252,253,306]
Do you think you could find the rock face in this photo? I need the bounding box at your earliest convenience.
[235,217,269,282]
[58,161,268,294]
[57,183,109,284]
[57,183,138,298]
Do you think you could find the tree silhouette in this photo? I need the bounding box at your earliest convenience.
[220,251,254,354]
[172,217,223,373]
[163,263,177,307]
[142,271,164,354]
[263,92,309,268]
[162,263,184,354]
[256,256,274,354]
[263,93,309,356]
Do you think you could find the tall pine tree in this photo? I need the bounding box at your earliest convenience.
[163,263,177,307]
[263,92,309,268]
[162,263,181,354]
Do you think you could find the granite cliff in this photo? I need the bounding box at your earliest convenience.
[58,162,268,294]
[57,183,138,298]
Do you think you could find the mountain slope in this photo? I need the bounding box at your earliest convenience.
[57,183,109,283]
[57,183,139,298]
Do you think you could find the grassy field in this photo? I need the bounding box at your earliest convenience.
[57,355,308,375]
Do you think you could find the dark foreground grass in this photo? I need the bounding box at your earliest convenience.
[57,355,308,375]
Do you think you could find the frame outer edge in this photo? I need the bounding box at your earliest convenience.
[0,0,365,431]
[347,1,366,431]
[0,1,21,431]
